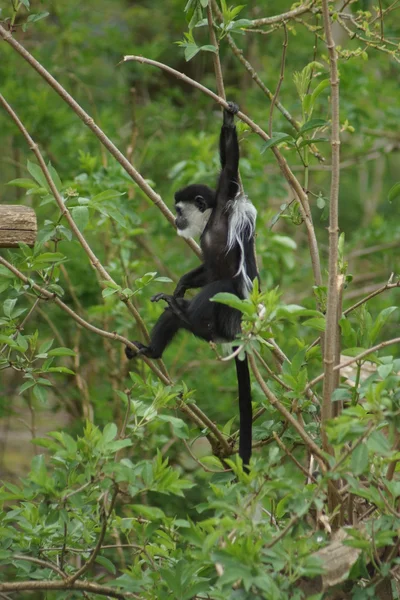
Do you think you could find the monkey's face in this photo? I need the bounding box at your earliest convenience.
[174,184,215,239]
[175,200,212,239]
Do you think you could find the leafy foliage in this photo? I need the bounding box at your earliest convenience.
[0,0,400,598]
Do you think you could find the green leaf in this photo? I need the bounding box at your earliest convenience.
[303,317,326,331]
[211,292,253,316]
[30,454,47,486]
[351,442,369,475]
[6,178,39,189]
[370,306,397,343]
[298,118,328,135]
[388,182,400,203]
[184,44,200,61]
[297,137,329,149]
[130,504,166,520]
[310,78,330,103]
[261,132,295,153]
[27,160,49,190]
[92,190,124,203]
[71,206,89,232]
[96,555,117,574]
[103,423,118,443]
[3,298,17,318]
[200,44,217,53]
[48,347,76,357]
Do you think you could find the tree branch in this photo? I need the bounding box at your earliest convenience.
[321,0,341,454]
[247,2,315,27]
[248,354,327,465]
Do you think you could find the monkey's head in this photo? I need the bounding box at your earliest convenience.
[174,184,215,239]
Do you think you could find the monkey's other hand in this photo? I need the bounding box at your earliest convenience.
[151,293,172,304]
[125,341,148,360]
[226,101,239,115]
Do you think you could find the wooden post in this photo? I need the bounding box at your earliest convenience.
[0,205,37,248]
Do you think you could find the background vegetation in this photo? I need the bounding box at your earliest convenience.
[0,0,399,598]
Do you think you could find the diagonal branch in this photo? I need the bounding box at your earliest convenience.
[0,24,201,259]
[247,2,315,27]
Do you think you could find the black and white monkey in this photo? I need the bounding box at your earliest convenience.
[126,102,258,466]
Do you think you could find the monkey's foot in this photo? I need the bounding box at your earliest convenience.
[151,293,172,304]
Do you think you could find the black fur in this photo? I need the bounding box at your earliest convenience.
[126,102,258,468]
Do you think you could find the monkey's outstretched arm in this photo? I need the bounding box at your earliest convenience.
[219,101,239,200]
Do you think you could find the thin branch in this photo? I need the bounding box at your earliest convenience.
[321,0,341,453]
[0,580,138,599]
[344,278,400,316]
[13,554,67,579]
[247,2,315,27]
[306,336,400,391]
[268,22,288,138]
[273,432,317,482]
[182,439,230,473]
[207,4,225,100]
[248,354,327,466]
[68,486,119,584]
[0,25,201,258]
[122,54,322,289]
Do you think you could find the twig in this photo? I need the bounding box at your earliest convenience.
[13,554,67,579]
[344,278,399,316]
[207,4,225,100]
[247,2,314,27]
[268,22,288,138]
[0,580,138,599]
[248,354,327,466]
[321,0,341,454]
[68,486,119,584]
[273,432,317,482]
[306,336,400,391]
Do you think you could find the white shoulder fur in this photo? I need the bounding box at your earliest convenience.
[226,193,257,297]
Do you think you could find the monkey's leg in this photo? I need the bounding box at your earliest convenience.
[125,305,188,360]
[151,293,191,326]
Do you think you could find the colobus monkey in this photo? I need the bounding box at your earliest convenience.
[126,102,258,466]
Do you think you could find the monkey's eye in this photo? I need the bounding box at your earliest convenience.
[176,206,182,216]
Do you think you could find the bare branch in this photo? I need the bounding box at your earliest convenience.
[0,579,138,599]
[247,2,315,27]
[321,0,341,453]
[207,4,225,100]
[268,22,288,138]
[307,336,400,391]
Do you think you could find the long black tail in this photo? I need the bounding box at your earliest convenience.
[234,353,252,468]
